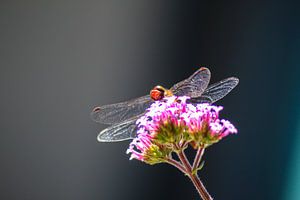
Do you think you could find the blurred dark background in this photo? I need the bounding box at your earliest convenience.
[1,1,299,200]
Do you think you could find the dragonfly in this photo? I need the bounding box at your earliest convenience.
[91,67,239,142]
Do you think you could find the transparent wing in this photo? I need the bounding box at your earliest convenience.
[97,116,139,142]
[91,95,152,125]
[189,77,239,104]
[170,67,211,98]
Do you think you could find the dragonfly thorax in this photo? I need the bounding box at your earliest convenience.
[150,85,173,101]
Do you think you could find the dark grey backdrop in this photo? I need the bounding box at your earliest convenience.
[1,1,299,200]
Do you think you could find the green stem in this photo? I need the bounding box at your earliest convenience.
[165,158,186,174]
[188,173,213,200]
[177,150,213,200]
[192,147,205,172]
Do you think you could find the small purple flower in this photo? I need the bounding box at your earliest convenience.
[127,96,237,163]
[126,128,153,161]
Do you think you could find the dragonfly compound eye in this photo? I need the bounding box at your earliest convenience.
[150,85,165,101]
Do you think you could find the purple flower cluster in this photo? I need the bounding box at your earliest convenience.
[126,127,153,161]
[127,96,237,163]
[183,103,237,140]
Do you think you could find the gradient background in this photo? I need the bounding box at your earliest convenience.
[1,1,299,200]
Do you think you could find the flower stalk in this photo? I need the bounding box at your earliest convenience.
[189,173,213,200]
[176,149,212,200]
[165,157,186,174]
[192,146,205,173]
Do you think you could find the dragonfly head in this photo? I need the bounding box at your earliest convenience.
[150,85,173,101]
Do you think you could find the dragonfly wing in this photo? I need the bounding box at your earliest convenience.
[91,95,152,125]
[97,116,139,142]
[170,67,211,98]
[189,77,239,104]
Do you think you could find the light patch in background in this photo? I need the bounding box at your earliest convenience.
[284,117,300,200]
[282,39,300,200]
